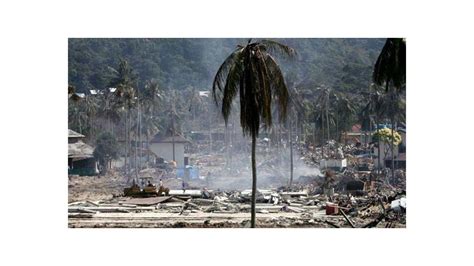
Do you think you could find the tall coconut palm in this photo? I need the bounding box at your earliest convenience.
[289,87,305,142]
[315,86,337,141]
[332,92,357,143]
[97,89,121,133]
[162,89,182,161]
[314,87,336,160]
[360,89,384,171]
[373,38,406,179]
[141,79,163,114]
[109,59,138,176]
[139,79,163,164]
[212,39,295,228]
[378,90,406,177]
[287,88,305,188]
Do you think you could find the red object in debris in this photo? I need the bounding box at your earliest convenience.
[326,204,339,215]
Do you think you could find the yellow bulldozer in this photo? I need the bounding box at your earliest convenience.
[124,177,169,197]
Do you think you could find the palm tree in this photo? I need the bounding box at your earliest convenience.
[139,80,163,164]
[185,87,207,129]
[314,86,336,159]
[109,59,138,176]
[97,89,121,133]
[373,38,406,179]
[287,88,305,188]
[162,89,182,162]
[69,96,87,134]
[315,86,337,138]
[212,39,295,228]
[334,92,356,142]
[141,79,163,114]
[373,38,406,93]
[360,89,384,171]
[289,87,305,142]
[378,90,406,176]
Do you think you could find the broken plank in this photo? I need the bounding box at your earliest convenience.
[121,196,172,206]
[340,209,356,228]
[280,192,308,197]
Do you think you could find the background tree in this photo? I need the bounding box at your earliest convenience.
[94,132,120,173]
[212,39,295,228]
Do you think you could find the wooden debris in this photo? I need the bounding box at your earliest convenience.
[340,209,356,228]
[121,196,172,206]
[69,213,94,219]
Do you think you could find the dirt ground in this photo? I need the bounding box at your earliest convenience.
[68,173,127,203]
[68,167,405,229]
[68,210,405,228]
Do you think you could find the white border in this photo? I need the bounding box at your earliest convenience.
[1,0,473,265]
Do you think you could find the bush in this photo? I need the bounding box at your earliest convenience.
[373,128,401,146]
[93,132,120,172]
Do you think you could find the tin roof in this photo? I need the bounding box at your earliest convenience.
[68,140,94,159]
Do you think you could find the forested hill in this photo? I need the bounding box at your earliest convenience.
[68,38,385,93]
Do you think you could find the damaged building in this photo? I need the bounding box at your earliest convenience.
[68,129,99,176]
[149,134,191,168]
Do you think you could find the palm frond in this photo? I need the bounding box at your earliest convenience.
[263,53,289,124]
[212,39,295,138]
[221,52,244,124]
[260,39,297,59]
[212,47,244,105]
[373,38,406,91]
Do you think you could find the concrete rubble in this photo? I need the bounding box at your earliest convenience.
[69,178,406,228]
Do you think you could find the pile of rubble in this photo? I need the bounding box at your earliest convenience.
[69,179,406,228]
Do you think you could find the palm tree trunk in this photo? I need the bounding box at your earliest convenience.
[124,110,128,176]
[376,119,381,173]
[326,113,330,142]
[295,115,299,143]
[172,137,176,161]
[129,110,132,176]
[391,118,396,181]
[313,118,317,146]
[326,96,330,141]
[250,132,257,228]
[289,120,294,188]
[209,112,212,155]
[135,105,139,179]
[321,118,324,159]
[225,125,229,168]
[277,124,282,165]
[146,132,151,165]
